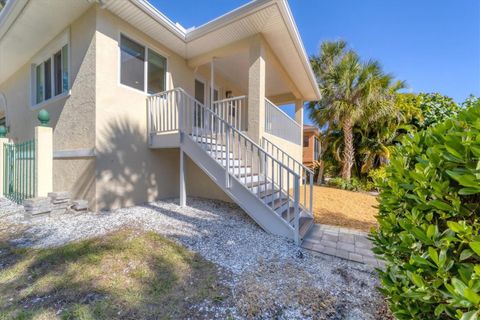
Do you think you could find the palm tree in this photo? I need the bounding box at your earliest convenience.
[309,40,404,181]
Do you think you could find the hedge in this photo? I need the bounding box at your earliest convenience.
[372,104,480,319]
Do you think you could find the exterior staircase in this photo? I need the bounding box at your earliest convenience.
[148,88,314,244]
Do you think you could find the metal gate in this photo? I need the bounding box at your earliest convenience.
[3,139,36,203]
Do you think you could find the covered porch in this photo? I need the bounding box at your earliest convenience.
[148,34,314,157]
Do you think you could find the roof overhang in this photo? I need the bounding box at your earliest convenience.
[107,0,321,100]
[0,0,320,100]
[0,0,94,84]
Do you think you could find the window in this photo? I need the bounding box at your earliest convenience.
[120,34,167,94]
[303,136,310,148]
[33,44,69,105]
[147,50,167,94]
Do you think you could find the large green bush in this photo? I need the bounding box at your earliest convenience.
[372,105,480,319]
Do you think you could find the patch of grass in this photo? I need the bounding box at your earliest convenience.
[0,228,230,319]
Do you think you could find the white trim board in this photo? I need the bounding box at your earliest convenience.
[53,148,95,159]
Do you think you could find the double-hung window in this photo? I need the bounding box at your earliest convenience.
[120,34,167,94]
[34,44,69,105]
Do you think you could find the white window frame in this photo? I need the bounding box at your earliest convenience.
[118,32,169,95]
[30,29,71,110]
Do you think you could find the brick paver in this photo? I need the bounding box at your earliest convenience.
[302,223,383,267]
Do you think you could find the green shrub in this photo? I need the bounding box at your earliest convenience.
[372,105,480,319]
[327,177,357,191]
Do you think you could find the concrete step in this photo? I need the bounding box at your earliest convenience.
[217,158,242,167]
[299,216,314,239]
[269,197,289,213]
[259,188,282,204]
[245,180,269,193]
[207,150,233,159]
[229,166,252,176]
[190,135,217,144]
[237,173,261,184]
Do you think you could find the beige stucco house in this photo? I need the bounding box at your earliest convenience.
[0,0,320,243]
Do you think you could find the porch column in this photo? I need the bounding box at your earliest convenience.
[35,110,53,197]
[295,99,304,146]
[247,35,266,144]
[179,148,186,207]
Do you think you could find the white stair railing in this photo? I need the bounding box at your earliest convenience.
[147,88,308,243]
[212,96,247,131]
[264,98,301,145]
[262,137,314,218]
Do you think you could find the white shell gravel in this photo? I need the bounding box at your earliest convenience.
[0,197,387,319]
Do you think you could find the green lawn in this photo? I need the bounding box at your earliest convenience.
[0,229,229,319]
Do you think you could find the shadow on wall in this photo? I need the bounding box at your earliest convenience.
[95,118,179,210]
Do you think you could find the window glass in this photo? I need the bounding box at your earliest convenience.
[33,43,69,105]
[303,136,309,147]
[120,35,145,91]
[36,64,44,104]
[54,51,62,95]
[147,49,166,94]
[61,45,69,93]
[195,80,205,104]
[44,59,52,100]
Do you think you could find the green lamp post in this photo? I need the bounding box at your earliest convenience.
[38,109,50,126]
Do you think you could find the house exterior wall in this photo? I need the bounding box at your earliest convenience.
[94,9,232,210]
[302,131,316,166]
[0,5,307,211]
[0,7,97,206]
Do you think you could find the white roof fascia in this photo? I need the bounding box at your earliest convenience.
[275,0,321,99]
[0,0,28,41]
[129,0,187,41]
[185,0,273,41]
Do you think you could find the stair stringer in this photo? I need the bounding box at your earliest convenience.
[182,136,295,240]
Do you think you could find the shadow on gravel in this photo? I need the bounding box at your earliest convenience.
[0,228,232,319]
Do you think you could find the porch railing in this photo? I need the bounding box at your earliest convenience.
[264,98,301,145]
[147,89,181,135]
[3,139,36,203]
[212,96,247,131]
[262,137,313,217]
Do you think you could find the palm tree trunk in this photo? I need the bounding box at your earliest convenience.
[341,117,354,181]
[316,160,325,185]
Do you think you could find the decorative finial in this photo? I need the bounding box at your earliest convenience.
[0,125,6,138]
[38,109,50,126]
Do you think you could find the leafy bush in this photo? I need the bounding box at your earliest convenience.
[415,93,460,129]
[368,166,387,190]
[327,177,364,191]
[372,104,480,319]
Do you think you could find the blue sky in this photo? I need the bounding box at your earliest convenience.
[151,0,480,124]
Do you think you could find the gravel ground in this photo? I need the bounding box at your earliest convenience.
[0,196,389,319]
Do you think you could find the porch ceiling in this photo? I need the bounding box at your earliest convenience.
[212,51,290,99]
[0,0,93,84]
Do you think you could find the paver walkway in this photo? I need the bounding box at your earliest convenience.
[302,223,383,267]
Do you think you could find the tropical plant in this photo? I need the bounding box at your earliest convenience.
[414,92,460,129]
[309,40,405,181]
[372,103,480,319]
[462,94,479,109]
